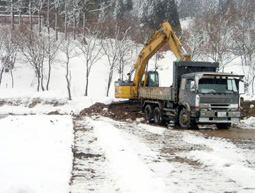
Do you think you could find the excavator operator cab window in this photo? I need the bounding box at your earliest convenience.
[147,71,159,87]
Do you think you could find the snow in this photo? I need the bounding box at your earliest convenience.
[180,17,194,30]
[93,119,167,193]
[240,117,255,129]
[182,133,255,189]
[0,115,73,193]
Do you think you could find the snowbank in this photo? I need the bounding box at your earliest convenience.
[0,115,73,193]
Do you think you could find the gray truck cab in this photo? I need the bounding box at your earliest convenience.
[179,72,243,129]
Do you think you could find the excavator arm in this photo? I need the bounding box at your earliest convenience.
[115,22,191,99]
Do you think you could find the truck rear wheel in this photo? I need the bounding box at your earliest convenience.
[144,104,153,123]
[216,123,231,130]
[154,107,164,125]
[179,108,191,129]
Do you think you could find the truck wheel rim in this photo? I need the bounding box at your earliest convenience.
[181,113,189,125]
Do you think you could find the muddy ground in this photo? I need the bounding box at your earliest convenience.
[79,100,255,122]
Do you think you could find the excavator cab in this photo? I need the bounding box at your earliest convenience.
[141,71,159,87]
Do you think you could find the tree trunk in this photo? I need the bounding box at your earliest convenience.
[106,68,113,97]
[46,56,51,90]
[64,0,67,40]
[83,13,85,36]
[11,0,14,29]
[85,67,89,96]
[73,1,76,40]
[0,67,4,86]
[10,69,14,88]
[29,1,33,31]
[66,71,72,100]
[46,25,51,90]
[73,17,76,40]
[36,71,40,92]
[55,7,58,40]
[65,60,72,100]
[47,0,50,33]
[40,64,44,91]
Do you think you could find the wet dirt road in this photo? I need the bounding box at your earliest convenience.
[196,127,255,140]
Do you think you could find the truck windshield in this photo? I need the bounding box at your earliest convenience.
[198,78,238,94]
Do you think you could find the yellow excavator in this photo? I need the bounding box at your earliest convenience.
[114,22,243,129]
[115,22,191,99]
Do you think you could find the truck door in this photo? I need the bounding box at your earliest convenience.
[182,78,196,110]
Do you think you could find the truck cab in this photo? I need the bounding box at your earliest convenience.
[179,72,243,129]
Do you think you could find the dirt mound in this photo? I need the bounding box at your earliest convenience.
[79,101,144,122]
[241,101,255,117]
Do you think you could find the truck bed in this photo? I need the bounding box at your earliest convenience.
[139,87,176,101]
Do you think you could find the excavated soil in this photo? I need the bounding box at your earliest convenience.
[79,100,255,122]
[79,101,144,122]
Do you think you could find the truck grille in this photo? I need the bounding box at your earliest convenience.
[210,104,229,110]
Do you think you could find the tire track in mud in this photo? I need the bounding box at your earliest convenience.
[70,117,115,193]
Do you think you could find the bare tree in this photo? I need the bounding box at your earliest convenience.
[198,12,237,71]
[101,30,120,97]
[102,25,132,96]
[19,28,46,91]
[60,34,76,100]
[0,27,19,88]
[181,18,205,60]
[44,32,61,90]
[77,28,103,96]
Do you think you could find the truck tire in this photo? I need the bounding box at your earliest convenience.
[144,104,153,123]
[154,107,164,125]
[216,123,231,130]
[179,108,191,129]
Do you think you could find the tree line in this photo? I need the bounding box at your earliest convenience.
[0,22,137,100]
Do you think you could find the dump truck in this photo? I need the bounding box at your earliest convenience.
[115,22,243,129]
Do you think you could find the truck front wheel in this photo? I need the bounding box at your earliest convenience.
[216,123,231,130]
[144,104,153,123]
[179,108,191,129]
[154,107,164,125]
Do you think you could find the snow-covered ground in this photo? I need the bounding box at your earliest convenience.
[0,115,73,193]
[70,116,255,193]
